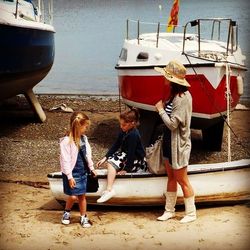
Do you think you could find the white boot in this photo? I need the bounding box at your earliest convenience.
[157,192,177,221]
[180,196,197,223]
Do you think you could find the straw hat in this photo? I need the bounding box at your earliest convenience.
[154,60,190,87]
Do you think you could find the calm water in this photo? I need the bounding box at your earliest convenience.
[34,0,250,101]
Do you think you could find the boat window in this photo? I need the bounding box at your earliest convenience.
[119,48,127,61]
[136,52,148,61]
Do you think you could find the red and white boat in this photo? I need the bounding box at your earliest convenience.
[115,18,247,150]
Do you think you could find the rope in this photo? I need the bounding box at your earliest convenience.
[184,53,250,157]
[118,78,122,114]
[225,63,231,162]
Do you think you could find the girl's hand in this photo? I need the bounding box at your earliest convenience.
[117,170,127,175]
[69,178,76,189]
[155,100,164,112]
[96,157,107,168]
[91,169,98,177]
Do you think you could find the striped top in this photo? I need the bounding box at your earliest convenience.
[165,101,173,115]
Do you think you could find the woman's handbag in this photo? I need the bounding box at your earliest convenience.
[87,170,99,193]
[145,136,166,174]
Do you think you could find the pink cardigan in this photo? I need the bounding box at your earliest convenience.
[59,135,94,180]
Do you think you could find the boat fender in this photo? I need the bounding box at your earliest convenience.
[237,75,244,95]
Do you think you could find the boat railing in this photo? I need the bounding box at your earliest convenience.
[126,19,184,48]
[14,0,53,25]
[183,18,238,58]
[126,18,239,57]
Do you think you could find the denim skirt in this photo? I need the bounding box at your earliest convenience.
[62,152,87,196]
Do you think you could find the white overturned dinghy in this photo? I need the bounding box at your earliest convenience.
[47,159,250,206]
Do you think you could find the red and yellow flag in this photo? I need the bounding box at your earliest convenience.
[167,0,179,32]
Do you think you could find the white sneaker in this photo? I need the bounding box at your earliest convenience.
[80,215,92,228]
[61,211,70,225]
[97,190,116,203]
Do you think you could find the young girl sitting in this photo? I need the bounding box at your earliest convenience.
[96,108,147,203]
[60,111,97,227]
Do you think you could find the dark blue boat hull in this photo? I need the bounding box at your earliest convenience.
[0,24,55,100]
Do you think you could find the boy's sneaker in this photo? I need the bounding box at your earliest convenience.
[61,211,70,225]
[80,215,92,228]
[97,189,116,203]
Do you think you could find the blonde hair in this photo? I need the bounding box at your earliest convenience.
[67,111,90,148]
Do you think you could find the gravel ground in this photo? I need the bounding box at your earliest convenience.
[0,95,249,183]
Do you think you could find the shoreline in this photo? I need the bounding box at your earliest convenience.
[34,92,250,104]
[35,93,121,100]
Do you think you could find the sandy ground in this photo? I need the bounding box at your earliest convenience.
[0,95,250,250]
[0,182,249,250]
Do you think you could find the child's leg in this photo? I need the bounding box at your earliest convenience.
[61,195,77,225]
[97,163,117,203]
[78,194,92,227]
[65,195,77,211]
[78,194,87,216]
[106,163,117,191]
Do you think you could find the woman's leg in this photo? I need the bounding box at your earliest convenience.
[173,167,194,198]
[174,167,196,223]
[165,160,177,192]
[157,160,177,221]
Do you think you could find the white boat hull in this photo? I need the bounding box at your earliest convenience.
[47,159,250,206]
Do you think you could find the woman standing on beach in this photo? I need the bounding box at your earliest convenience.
[154,60,196,223]
[96,108,147,203]
[60,111,97,227]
